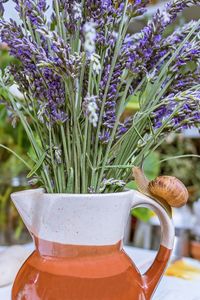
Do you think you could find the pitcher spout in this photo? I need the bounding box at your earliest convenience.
[11,188,44,233]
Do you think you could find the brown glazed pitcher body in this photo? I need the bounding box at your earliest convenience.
[11,189,174,300]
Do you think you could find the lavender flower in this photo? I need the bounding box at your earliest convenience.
[83,21,97,58]
[83,95,99,127]
[73,2,82,21]
[28,177,39,186]
[37,29,83,79]
[170,40,200,72]
[98,60,125,143]
[90,53,101,75]
[163,20,200,48]
[54,146,62,164]
[57,0,82,33]
[99,131,111,144]
[99,178,126,193]
[13,0,48,27]
[168,72,200,94]
[127,0,149,17]
[0,19,67,125]
[116,117,133,140]
[84,0,123,50]
[121,0,200,77]
[152,91,200,131]
[84,0,149,52]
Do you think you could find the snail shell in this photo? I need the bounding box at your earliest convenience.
[149,176,188,208]
[133,167,189,208]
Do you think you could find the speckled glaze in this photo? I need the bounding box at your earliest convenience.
[11,189,174,300]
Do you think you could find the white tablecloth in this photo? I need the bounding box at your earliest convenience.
[1,245,200,300]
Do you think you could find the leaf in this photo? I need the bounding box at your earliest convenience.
[131,207,154,222]
[126,92,140,110]
[125,101,140,110]
[27,152,46,178]
[143,152,160,180]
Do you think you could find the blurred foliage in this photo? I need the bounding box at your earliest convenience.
[0,47,30,244]
[0,46,29,179]
[0,105,30,180]
[0,183,29,245]
[159,134,200,203]
[0,44,18,71]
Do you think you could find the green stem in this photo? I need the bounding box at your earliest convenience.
[61,125,69,173]
[49,127,59,192]
[159,154,200,164]
[54,0,63,37]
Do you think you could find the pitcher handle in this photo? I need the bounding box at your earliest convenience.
[131,190,175,299]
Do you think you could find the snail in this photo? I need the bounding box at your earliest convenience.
[132,167,189,208]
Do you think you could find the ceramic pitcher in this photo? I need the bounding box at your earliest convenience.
[11,188,174,300]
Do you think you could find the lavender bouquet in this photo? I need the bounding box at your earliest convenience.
[0,0,200,194]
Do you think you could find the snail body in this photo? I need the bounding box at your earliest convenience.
[133,167,189,208]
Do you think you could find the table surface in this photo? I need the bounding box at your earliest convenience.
[1,245,200,300]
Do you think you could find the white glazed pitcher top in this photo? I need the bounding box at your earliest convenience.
[11,189,133,246]
[11,188,174,249]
